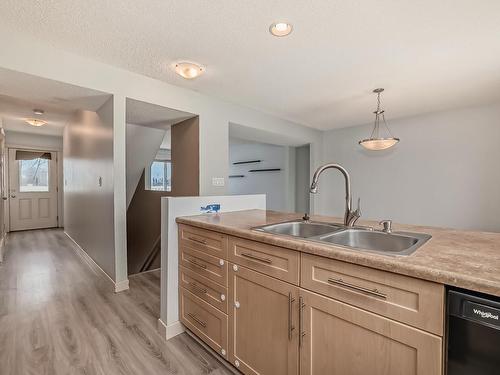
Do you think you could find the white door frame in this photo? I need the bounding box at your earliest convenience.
[5,145,63,232]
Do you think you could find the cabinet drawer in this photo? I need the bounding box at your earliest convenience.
[180,287,228,358]
[180,246,228,287]
[301,253,444,336]
[180,265,228,313]
[228,236,299,284]
[179,224,228,259]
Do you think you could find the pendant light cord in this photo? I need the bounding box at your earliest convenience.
[370,90,395,139]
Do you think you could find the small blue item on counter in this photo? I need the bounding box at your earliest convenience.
[200,204,221,213]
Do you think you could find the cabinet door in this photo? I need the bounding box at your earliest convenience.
[300,289,442,375]
[228,263,299,375]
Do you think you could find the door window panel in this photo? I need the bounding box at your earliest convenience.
[19,158,50,192]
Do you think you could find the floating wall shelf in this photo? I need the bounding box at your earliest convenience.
[233,160,262,165]
[248,168,281,172]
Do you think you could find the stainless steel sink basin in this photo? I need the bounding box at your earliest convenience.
[252,220,431,256]
[254,220,342,238]
[319,229,431,256]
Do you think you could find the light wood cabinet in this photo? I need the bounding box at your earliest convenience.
[177,225,444,375]
[299,289,442,375]
[179,287,228,358]
[179,266,228,313]
[228,263,299,375]
[301,253,445,335]
[179,224,228,259]
[228,236,299,284]
[180,246,227,286]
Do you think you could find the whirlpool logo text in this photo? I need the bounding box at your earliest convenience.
[473,308,499,320]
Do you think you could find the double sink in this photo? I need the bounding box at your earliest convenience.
[253,220,431,256]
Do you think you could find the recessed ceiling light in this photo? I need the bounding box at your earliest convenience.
[269,22,293,37]
[174,62,205,79]
[25,119,47,127]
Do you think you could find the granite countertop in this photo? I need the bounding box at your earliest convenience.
[176,209,500,297]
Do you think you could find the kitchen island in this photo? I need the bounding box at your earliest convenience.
[176,209,500,375]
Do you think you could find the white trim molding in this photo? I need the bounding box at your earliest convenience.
[157,318,185,340]
[0,236,4,263]
[114,279,130,293]
[64,231,130,293]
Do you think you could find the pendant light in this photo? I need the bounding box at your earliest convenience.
[359,88,399,150]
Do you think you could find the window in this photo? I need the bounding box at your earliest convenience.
[19,158,50,192]
[150,160,171,191]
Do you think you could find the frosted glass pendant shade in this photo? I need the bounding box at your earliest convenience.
[359,88,399,151]
[359,137,400,151]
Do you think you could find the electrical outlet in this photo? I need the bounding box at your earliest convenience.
[212,177,225,187]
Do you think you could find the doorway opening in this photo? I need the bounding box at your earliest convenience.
[228,122,311,214]
[0,68,110,239]
[125,98,199,276]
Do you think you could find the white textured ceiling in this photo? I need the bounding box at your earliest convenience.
[1,1,500,130]
[0,68,110,135]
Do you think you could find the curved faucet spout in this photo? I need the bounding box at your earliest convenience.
[310,163,360,227]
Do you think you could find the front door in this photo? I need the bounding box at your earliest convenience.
[8,148,58,231]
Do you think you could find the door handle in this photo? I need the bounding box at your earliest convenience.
[10,194,16,198]
[299,296,305,347]
[2,196,7,200]
[288,292,295,340]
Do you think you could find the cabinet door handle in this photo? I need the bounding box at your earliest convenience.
[186,258,207,269]
[187,313,207,328]
[189,282,208,295]
[188,236,207,245]
[288,292,295,340]
[327,278,387,299]
[299,296,305,347]
[241,252,272,264]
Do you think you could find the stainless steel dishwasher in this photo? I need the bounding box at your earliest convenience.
[447,288,500,374]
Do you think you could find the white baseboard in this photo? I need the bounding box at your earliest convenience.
[0,236,4,263]
[64,231,129,293]
[157,318,185,340]
[115,279,130,293]
[129,268,160,277]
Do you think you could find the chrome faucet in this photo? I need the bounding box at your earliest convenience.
[310,163,361,227]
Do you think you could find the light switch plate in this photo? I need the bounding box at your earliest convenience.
[212,177,225,187]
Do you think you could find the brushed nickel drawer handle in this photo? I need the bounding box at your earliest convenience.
[189,282,208,295]
[188,236,207,245]
[327,278,387,299]
[186,258,207,269]
[241,252,272,264]
[187,313,207,328]
[299,296,305,347]
[288,292,295,340]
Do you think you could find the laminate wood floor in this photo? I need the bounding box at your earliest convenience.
[0,229,232,375]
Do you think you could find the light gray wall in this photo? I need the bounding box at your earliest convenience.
[318,102,500,232]
[5,130,63,150]
[295,144,310,214]
[63,98,116,279]
[0,34,323,284]
[228,140,293,211]
[126,123,166,207]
